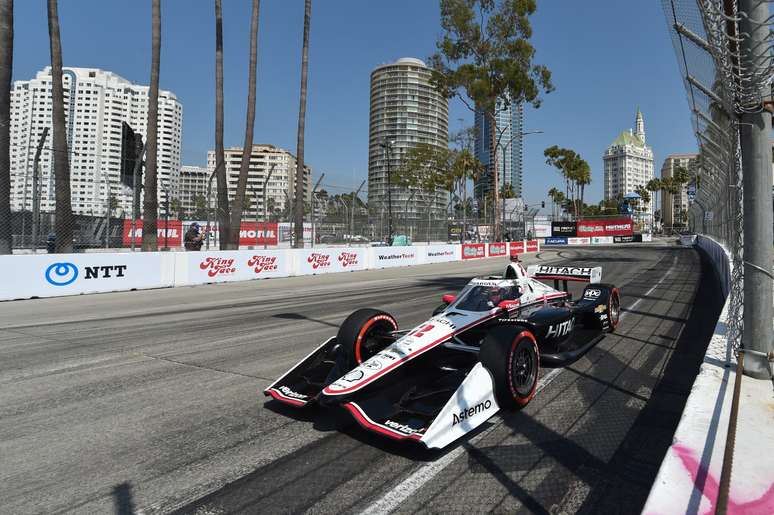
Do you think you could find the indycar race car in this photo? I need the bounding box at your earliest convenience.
[264,259,620,449]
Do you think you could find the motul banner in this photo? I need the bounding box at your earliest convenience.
[296,248,367,275]
[462,243,485,259]
[576,218,633,237]
[123,220,182,247]
[488,243,507,257]
[236,222,279,246]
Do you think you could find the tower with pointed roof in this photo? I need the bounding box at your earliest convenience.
[603,109,655,216]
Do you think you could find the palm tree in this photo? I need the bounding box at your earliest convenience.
[141,0,161,251]
[47,0,73,253]
[0,0,12,254]
[228,0,260,249]
[646,178,661,223]
[575,160,591,219]
[214,0,229,249]
[547,187,559,218]
[293,0,312,248]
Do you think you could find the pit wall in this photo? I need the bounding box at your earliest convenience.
[1,241,539,301]
[644,235,774,514]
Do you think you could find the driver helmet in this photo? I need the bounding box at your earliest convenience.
[486,286,504,305]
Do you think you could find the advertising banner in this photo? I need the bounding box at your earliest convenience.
[187,251,243,284]
[2,252,168,301]
[533,223,552,238]
[543,237,567,245]
[183,221,279,247]
[576,218,633,237]
[462,243,486,260]
[567,237,591,245]
[613,234,643,243]
[488,243,507,257]
[551,221,577,237]
[370,247,419,268]
[296,248,367,275]
[642,233,652,242]
[423,245,460,264]
[509,241,525,255]
[591,236,614,245]
[123,219,183,247]
[242,250,289,279]
[525,240,540,252]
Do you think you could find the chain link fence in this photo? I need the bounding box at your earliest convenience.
[660,0,772,353]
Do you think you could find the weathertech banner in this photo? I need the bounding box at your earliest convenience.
[370,247,419,269]
[576,218,633,237]
[488,243,507,257]
[123,220,183,247]
[462,243,486,260]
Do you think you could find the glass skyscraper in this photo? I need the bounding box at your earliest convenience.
[474,101,524,200]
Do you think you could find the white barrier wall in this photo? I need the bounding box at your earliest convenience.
[2,243,543,301]
[0,252,174,301]
[295,248,367,275]
[369,247,419,269]
[421,245,460,264]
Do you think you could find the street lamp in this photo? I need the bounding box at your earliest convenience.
[350,180,366,243]
[310,172,324,248]
[205,162,223,250]
[262,163,276,250]
[159,179,171,251]
[497,129,543,240]
[379,138,395,244]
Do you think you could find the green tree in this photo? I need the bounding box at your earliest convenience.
[430,0,553,238]
[214,0,230,248]
[293,0,312,248]
[192,194,208,220]
[544,146,589,219]
[47,0,74,253]
[0,0,11,253]
[228,0,260,248]
[170,197,185,220]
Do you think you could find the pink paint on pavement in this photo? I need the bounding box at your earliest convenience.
[670,444,774,515]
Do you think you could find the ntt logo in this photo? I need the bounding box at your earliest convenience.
[45,262,79,286]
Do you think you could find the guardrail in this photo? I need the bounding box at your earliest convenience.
[0,241,541,301]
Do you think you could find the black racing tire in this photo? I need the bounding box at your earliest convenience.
[337,308,398,369]
[479,325,540,409]
[606,287,621,332]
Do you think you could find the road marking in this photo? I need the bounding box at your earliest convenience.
[360,253,680,515]
[358,368,563,515]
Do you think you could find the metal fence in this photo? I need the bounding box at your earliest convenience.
[662,0,774,361]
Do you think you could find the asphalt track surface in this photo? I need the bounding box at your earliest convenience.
[0,243,723,514]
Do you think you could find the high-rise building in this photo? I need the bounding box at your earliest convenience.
[205,144,312,221]
[660,154,697,229]
[474,101,524,199]
[367,58,449,230]
[603,108,655,214]
[178,165,209,217]
[9,67,182,217]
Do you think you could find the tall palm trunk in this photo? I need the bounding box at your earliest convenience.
[0,0,12,254]
[293,0,312,248]
[47,0,73,253]
[214,0,229,249]
[228,0,260,249]
[142,0,161,251]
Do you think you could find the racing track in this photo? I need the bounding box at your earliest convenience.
[0,243,723,514]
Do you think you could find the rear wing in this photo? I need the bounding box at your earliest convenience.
[527,265,602,286]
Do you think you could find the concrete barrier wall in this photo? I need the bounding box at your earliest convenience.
[0,240,539,301]
[644,235,774,513]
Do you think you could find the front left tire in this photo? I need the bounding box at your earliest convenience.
[479,325,540,409]
[337,308,398,369]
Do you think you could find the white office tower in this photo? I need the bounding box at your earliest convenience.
[367,58,449,229]
[178,165,210,217]
[660,154,697,229]
[206,144,312,221]
[603,108,655,214]
[9,67,182,216]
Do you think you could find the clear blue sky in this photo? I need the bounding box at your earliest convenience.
[11,0,696,206]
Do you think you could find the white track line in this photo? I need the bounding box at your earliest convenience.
[360,254,681,515]
[359,368,563,515]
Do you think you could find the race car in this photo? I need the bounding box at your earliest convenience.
[264,259,620,449]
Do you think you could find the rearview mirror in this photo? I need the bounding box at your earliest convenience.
[442,294,456,305]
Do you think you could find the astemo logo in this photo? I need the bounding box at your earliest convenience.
[44,262,79,286]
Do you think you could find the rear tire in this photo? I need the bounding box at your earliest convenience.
[337,308,398,369]
[606,288,620,332]
[479,326,540,409]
